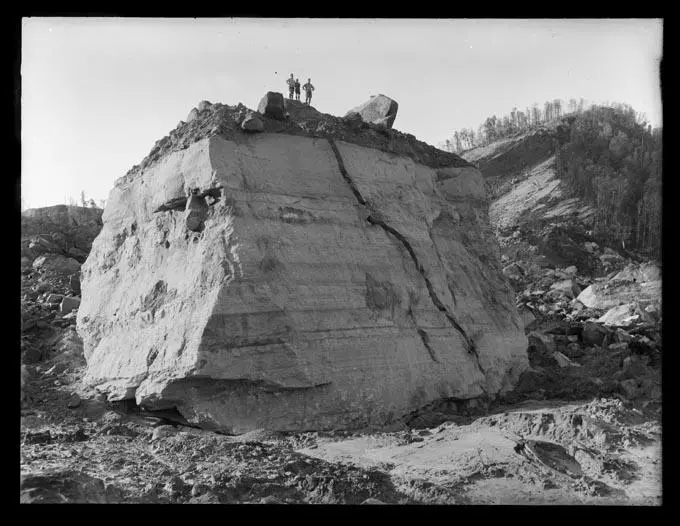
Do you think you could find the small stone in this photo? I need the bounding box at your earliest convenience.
[46,294,64,305]
[614,329,632,343]
[191,483,207,497]
[260,495,284,504]
[67,394,81,408]
[361,498,387,505]
[619,379,642,399]
[241,113,265,132]
[60,296,81,316]
[163,475,188,497]
[552,351,579,368]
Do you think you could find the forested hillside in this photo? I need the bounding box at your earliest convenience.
[443,100,662,260]
[555,105,661,259]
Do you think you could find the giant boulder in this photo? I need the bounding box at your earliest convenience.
[345,95,399,129]
[77,104,527,434]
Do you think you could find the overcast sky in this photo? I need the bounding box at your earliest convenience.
[21,18,663,209]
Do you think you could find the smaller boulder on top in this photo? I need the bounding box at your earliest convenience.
[345,94,399,129]
[197,100,212,112]
[257,92,285,120]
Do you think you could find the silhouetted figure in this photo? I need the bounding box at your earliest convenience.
[294,78,301,101]
[287,73,295,100]
[303,78,315,105]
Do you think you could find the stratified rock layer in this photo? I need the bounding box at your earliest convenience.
[77,102,528,433]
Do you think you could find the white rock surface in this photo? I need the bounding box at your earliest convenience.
[576,263,661,310]
[77,132,527,433]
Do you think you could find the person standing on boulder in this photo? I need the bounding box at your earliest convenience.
[303,78,315,105]
[294,78,301,101]
[287,73,295,100]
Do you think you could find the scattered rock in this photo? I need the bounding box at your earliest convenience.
[188,492,220,504]
[241,112,264,132]
[582,322,610,347]
[552,351,580,368]
[46,293,64,304]
[68,247,88,260]
[22,346,43,364]
[60,296,81,316]
[32,254,81,276]
[184,193,208,232]
[503,262,525,283]
[257,91,285,120]
[597,303,640,327]
[67,394,81,409]
[361,497,387,505]
[260,495,284,504]
[20,470,111,503]
[619,379,643,400]
[69,274,81,295]
[186,108,199,123]
[163,476,189,499]
[550,279,580,299]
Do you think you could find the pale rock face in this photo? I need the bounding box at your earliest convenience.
[576,262,661,310]
[78,132,528,433]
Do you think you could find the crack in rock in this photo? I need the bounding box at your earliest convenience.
[327,137,483,372]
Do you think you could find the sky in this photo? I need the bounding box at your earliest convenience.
[21,18,663,209]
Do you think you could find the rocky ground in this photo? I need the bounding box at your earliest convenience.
[20,247,662,504]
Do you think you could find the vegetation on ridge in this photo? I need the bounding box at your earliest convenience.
[441,99,662,260]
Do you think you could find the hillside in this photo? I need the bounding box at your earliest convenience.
[461,104,661,261]
[20,97,661,505]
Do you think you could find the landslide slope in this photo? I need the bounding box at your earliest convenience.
[462,128,596,275]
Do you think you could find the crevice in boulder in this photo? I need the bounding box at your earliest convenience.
[326,137,479,363]
[408,309,439,363]
[154,197,188,213]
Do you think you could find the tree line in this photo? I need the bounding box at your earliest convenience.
[440,99,661,260]
[440,98,623,154]
[64,190,106,210]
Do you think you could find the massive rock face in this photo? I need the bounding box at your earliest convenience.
[77,100,528,433]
